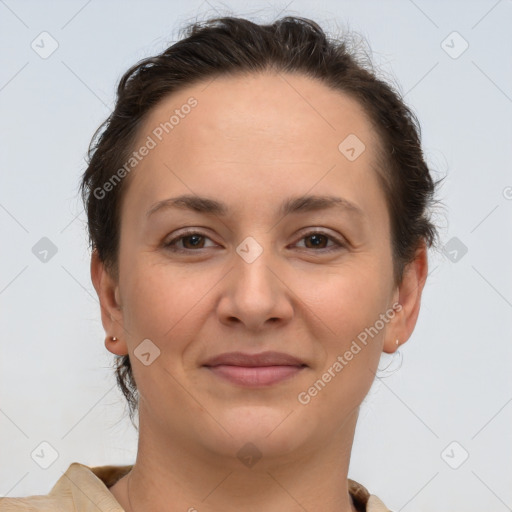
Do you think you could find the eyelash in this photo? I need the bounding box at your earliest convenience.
[163,229,346,254]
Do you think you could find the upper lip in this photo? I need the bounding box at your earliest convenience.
[202,351,306,367]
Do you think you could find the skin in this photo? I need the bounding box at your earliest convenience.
[91,71,428,512]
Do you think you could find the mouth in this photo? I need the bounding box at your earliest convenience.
[202,351,307,387]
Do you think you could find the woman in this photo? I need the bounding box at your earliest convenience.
[2,15,440,512]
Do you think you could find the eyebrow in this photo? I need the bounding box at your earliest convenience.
[146,193,365,220]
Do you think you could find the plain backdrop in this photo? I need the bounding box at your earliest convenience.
[1,1,511,510]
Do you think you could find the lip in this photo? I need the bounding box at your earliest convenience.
[202,351,307,387]
[206,365,305,386]
[202,351,306,367]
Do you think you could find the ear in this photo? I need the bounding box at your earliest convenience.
[90,249,128,356]
[383,242,429,353]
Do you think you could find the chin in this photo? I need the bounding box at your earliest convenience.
[209,405,311,455]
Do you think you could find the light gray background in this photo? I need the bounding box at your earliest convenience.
[1,1,511,510]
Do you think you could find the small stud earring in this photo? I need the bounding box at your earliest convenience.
[112,336,118,342]
[395,339,399,346]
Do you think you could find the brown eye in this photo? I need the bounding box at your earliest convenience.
[294,231,345,252]
[303,233,329,249]
[181,234,206,249]
[164,231,217,252]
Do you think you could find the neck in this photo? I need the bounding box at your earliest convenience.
[111,408,360,512]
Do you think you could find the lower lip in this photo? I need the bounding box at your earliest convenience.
[205,365,305,387]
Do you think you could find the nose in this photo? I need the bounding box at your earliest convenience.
[216,239,294,332]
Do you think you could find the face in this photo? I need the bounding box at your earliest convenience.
[95,72,423,465]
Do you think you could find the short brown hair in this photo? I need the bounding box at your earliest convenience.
[80,15,442,425]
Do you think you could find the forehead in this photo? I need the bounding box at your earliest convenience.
[122,71,387,226]
[138,71,379,158]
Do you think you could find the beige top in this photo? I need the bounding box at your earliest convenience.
[0,462,392,511]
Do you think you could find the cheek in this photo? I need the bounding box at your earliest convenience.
[117,257,210,400]
[305,259,390,378]
[118,251,240,376]
[295,268,389,419]
[301,256,391,335]
[122,262,205,338]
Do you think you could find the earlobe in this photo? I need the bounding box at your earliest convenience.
[104,334,128,356]
[383,243,428,353]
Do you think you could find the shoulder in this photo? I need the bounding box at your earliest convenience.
[367,494,393,512]
[0,462,128,512]
[0,492,76,511]
[348,478,393,512]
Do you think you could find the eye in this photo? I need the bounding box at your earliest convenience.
[293,230,346,253]
[163,231,217,252]
[163,229,346,254]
